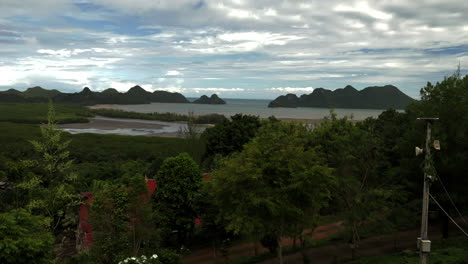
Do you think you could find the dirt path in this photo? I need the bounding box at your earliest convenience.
[183,221,345,264]
[184,220,456,264]
[257,221,455,264]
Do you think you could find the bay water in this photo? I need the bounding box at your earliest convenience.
[113,98,390,120]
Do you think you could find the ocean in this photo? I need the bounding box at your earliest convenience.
[60,99,395,136]
[111,98,391,120]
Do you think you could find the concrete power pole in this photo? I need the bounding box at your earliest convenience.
[417,118,438,264]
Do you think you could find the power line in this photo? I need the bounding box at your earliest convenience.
[435,171,468,227]
[429,193,468,238]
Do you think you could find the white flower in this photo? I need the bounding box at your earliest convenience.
[151,254,158,259]
[131,257,136,260]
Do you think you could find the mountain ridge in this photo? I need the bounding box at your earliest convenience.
[193,94,226,104]
[268,85,415,109]
[0,86,189,105]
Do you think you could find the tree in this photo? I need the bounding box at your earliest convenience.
[202,114,261,169]
[153,153,202,247]
[310,113,403,259]
[178,112,205,164]
[207,121,334,264]
[0,209,54,264]
[408,69,468,238]
[16,102,79,235]
[90,175,158,264]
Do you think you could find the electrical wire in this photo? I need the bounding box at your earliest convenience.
[428,160,468,228]
[435,172,468,227]
[429,193,468,238]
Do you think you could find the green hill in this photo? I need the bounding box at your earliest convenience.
[22,86,61,98]
[0,86,190,105]
[268,85,415,109]
[193,94,226,104]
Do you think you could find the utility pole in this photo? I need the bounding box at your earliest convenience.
[416,117,438,264]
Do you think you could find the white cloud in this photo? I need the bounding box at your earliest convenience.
[107,81,154,92]
[374,22,389,31]
[218,32,303,45]
[334,1,392,20]
[269,87,314,93]
[192,87,245,93]
[1,0,467,99]
[165,70,183,76]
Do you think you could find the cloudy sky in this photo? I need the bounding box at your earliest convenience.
[1,0,467,99]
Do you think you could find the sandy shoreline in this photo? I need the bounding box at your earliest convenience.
[57,116,207,137]
[87,104,121,110]
[58,117,167,130]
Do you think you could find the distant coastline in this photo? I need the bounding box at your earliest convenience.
[87,98,389,121]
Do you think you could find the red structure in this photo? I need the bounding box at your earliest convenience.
[76,175,209,251]
[76,179,157,251]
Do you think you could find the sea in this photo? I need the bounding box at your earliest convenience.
[112,98,390,120]
[60,99,393,136]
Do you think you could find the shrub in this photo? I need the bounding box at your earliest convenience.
[0,209,54,264]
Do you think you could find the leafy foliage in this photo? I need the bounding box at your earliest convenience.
[310,112,405,257]
[154,153,202,246]
[90,176,158,264]
[0,103,91,124]
[208,121,334,263]
[202,114,261,170]
[0,209,54,264]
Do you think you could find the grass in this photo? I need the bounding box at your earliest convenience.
[0,103,92,124]
[0,121,202,162]
[347,236,468,264]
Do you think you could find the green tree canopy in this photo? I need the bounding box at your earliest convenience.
[154,153,202,247]
[202,114,261,168]
[0,209,54,264]
[207,121,334,263]
[310,113,405,258]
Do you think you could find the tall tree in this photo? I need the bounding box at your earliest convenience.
[409,70,468,237]
[90,175,157,264]
[310,114,402,259]
[153,153,202,247]
[208,121,334,264]
[16,102,79,235]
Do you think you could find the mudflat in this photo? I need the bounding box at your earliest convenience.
[57,116,167,130]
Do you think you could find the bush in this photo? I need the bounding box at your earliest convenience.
[0,209,54,264]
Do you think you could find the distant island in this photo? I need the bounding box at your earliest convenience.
[193,94,226,104]
[268,85,415,109]
[0,86,189,105]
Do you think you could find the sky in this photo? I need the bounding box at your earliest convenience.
[1,0,467,99]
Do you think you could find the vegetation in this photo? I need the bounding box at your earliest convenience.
[207,121,334,263]
[0,86,189,105]
[154,153,202,246]
[348,236,468,264]
[1,71,468,264]
[90,176,158,263]
[0,209,54,264]
[91,108,227,124]
[193,94,226,104]
[268,85,414,109]
[0,103,92,123]
[201,114,261,169]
